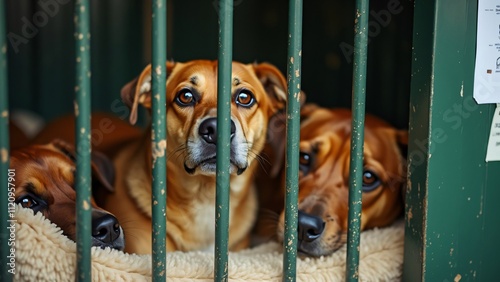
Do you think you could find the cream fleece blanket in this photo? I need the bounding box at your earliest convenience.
[13,207,404,281]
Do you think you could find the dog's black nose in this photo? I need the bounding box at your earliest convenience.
[92,213,121,244]
[199,117,236,144]
[297,211,325,242]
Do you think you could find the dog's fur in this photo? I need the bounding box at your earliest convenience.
[32,112,143,157]
[10,140,125,250]
[104,60,287,254]
[9,120,30,150]
[256,104,407,256]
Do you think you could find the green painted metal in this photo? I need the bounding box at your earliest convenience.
[345,0,369,281]
[214,0,233,281]
[151,0,167,280]
[282,0,302,281]
[0,0,12,280]
[404,0,500,281]
[74,0,92,281]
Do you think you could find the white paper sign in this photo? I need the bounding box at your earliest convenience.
[486,104,500,161]
[474,0,500,104]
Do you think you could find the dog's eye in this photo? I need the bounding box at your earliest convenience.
[235,90,255,107]
[175,89,195,106]
[362,170,381,192]
[299,152,312,174]
[16,195,39,209]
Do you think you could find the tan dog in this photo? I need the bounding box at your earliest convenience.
[10,140,125,250]
[106,60,287,254]
[257,104,407,256]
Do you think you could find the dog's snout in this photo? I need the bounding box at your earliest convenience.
[92,213,121,244]
[297,211,325,242]
[198,118,236,144]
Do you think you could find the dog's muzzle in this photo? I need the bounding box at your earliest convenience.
[184,117,248,175]
[295,210,326,257]
[91,210,125,251]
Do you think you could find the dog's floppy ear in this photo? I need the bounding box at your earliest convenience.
[121,64,152,125]
[90,151,115,193]
[395,129,408,160]
[49,139,115,193]
[266,109,287,178]
[121,61,176,125]
[299,103,318,122]
[394,129,408,200]
[252,63,289,113]
[266,95,309,178]
[50,139,77,161]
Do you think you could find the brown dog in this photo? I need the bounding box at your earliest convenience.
[257,104,407,256]
[31,112,143,156]
[10,140,125,251]
[105,60,287,254]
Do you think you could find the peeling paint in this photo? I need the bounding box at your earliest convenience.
[74,101,79,117]
[83,200,89,210]
[156,66,162,75]
[1,110,8,118]
[454,274,462,282]
[1,149,8,163]
[290,57,294,64]
[152,140,167,165]
[407,207,413,223]
[80,128,86,134]
[1,44,6,54]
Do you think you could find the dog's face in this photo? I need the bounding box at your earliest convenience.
[10,140,125,251]
[122,60,287,176]
[276,105,407,256]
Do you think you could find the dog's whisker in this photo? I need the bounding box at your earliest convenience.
[167,144,187,160]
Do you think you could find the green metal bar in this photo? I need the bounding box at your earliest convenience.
[1,0,12,280]
[74,0,92,281]
[346,0,369,281]
[215,0,233,281]
[282,0,302,281]
[151,0,167,280]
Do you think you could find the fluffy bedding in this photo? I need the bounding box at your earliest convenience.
[13,207,404,281]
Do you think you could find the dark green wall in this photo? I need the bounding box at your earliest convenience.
[6,0,144,121]
[6,0,413,129]
[404,0,500,281]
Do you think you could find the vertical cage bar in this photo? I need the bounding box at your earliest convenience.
[282,0,303,281]
[74,0,92,281]
[151,0,167,280]
[0,0,12,280]
[345,0,369,281]
[214,0,233,281]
